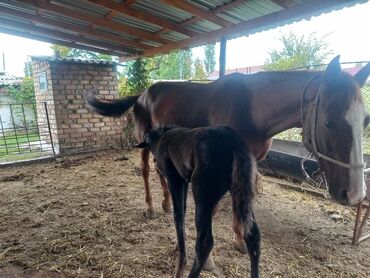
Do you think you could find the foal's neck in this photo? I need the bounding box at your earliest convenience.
[250,71,322,139]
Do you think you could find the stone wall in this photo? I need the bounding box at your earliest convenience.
[32,58,126,155]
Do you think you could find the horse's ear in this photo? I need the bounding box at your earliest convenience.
[354,62,370,88]
[135,141,147,148]
[324,55,341,85]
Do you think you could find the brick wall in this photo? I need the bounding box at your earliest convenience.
[32,58,126,155]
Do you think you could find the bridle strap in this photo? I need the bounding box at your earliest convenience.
[301,75,365,170]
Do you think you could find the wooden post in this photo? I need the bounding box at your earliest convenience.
[219,37,227,78]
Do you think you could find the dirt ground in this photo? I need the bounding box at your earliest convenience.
[0,149,370,278]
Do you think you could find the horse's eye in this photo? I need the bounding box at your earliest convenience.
[325,121,334,129]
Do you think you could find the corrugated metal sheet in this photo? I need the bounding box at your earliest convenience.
[0,0,367,60]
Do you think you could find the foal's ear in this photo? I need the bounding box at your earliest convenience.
[324,55,341,85]
[135,141,148,148]
[354,62,370,88]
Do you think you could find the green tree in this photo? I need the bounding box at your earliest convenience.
[126,58,151,95]
[150,49,192,80]
[50,44,113,61]
[264,32,332,70]
[193,58,207,80]
[8,77,35,102]
[204,43,215,77]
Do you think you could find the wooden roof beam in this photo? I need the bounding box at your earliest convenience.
[160,0,233,27]
[22,0,171,45]
[123,0,135,6]
[86,0,197,37]
[126,0,360,59]
[103,10,118,20]
[0,6,148,50]
[0,27,125,56]
[0,17,133,55]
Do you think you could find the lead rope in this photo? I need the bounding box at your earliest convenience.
[300,152,330,198]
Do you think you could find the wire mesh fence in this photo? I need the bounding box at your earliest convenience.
[0,102,55,162]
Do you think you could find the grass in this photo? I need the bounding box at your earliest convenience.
[0,130,45,156]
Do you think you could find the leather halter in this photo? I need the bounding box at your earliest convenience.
[301,74,365,170]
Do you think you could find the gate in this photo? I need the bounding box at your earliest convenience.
[0,102,55,163]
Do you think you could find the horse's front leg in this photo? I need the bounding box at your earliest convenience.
[155,166,172,213]
[141,148,155,219]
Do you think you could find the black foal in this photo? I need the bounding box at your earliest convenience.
[137,125,260,278]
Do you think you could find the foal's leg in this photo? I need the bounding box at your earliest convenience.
[155,167,172,213]
[141,148,154,219]
[244,219,261,278]
[167,177,188,278]
[188,204,215,278]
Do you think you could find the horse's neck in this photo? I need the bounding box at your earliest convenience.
[250,71,322,138]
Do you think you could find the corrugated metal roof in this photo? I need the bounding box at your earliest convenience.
[31,56,117,66]
[0,0,367,60]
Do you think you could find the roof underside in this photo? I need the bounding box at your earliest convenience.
[0,0,367,61]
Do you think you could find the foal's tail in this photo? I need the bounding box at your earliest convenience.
[230,149,256,233]
[84,91,141,117]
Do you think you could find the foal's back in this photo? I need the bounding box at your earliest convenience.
[158,125,249,185]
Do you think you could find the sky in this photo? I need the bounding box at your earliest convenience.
[1,1,370,77]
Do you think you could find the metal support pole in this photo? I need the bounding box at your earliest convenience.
[219,37,227,78]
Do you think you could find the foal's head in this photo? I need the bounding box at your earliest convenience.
[304,56,370,205]
[136,126,174,155]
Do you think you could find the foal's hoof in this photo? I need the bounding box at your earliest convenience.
[162,201,172,213]
[144,208,155,219]
[203,254,216,271]
[233,239,247,254]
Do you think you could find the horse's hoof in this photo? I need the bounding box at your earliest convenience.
[233,239,247,254]
[162,201,172,213]
[203,253,216,271]
[144,208,155,219]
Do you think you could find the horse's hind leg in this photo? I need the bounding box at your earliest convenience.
[244,218,261,278]
[167,176,188,278]
[188,203,215,278]
[232,213,247,254]
[155,167,171,213]
[141,148,155,219]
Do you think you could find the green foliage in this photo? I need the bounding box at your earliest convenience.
[117,76,131,97]
[264,32,332,70]
[204,44,216,76]
[193,58,207,80]
[8,77,35,103]
[150,49,193,80]
[126,58,151,95]
[50,44,113,61]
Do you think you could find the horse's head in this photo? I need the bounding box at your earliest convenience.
[304,56,370,206]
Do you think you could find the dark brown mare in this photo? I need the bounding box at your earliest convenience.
[85,56,370,253]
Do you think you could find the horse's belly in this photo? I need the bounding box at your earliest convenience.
[248,138,273,162]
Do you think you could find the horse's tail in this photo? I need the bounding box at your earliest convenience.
[84,91,141,117]
[230,148,255,233]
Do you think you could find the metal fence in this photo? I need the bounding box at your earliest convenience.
[0,102,54,162]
